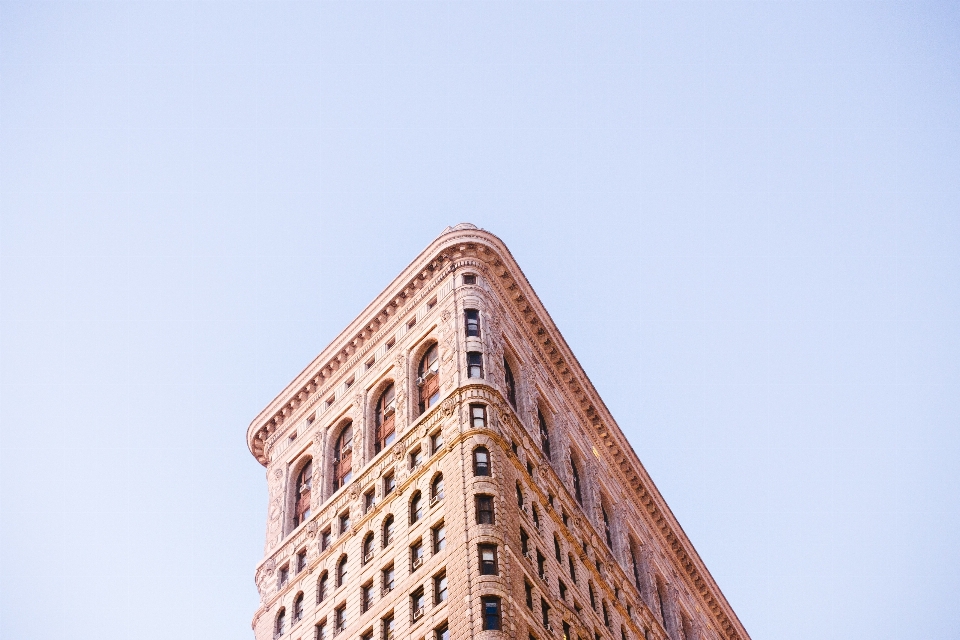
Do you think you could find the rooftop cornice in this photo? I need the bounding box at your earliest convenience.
[246,223,750,640]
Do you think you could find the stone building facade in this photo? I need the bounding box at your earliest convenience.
[246,224,750,640]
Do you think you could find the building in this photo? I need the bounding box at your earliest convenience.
[246,224,750,640]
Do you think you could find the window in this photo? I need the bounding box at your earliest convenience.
[336,555,348,587]
[562,511,570,527]
[375,384,396,453]
[294,592,304,621]
[317,572,328,603]
[384,472,396,496]
[315,620,327,640]
[385,337,395,351]
[382,564,395,594]
[548,493,555,508]
[321,528,332,551]
[334,605,346,635]
[554,536,562,562]
[407,317,417,330]
[435,622,449,640]
[410,539,424,571]
[409,446,423,469]
[479,544,498,575]
[430,430,444,453]
[297,549,308,572]
[559,580,568,600]
[602,505,614,548]
[481,596,502,631]
[525,580,534,608]
[532,504,540,528]
[333,424,353,489]
[430,474,444,503]
[516,482,524,507]
[603,601,610,627]
[537,550,546,579]
[365,357,375,371]
[361,631,373,640]
[275,608,286,638]
[563,622,572,640]
[411,586,426,621]
[470,404,487,429]
[361,582,373,613]
[278,564,289,589]
[538,410,551,459]
[473,446,490,476]
[475,494,495,524]
[520,529,530,554]
[382,614,395,640]
[504,357,516,408]
[410,491,424,524]
[339,511,350,536]
[434,571,448,604]
[363,532,375,564]
[364,489,376,514]
[467,351,483,378]
[629,539,642,592]
[465,309,481,337]
[294,459,313,527]
[417,344,441,414]
[541,598,550,627]
[589,582,596,610]
[382,515,395,547]
[432,522,446,553]
[462,274,476,285]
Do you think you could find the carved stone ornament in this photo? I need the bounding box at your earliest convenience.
[273,468,283,479]
[349,484,361,499]
[393,446,405,461]
[441,309,451,323]
[440,397,456,417]
[264,558,276,576]
[307,521,318,537]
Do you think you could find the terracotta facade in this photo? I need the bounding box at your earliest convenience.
[247,224,750,640]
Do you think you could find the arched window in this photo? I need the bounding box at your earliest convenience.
[317,571,328,603]
[362,532,375,563]
[473,446,490,476]
[516,482,524,507]
[382,515,394,547]
[410,491,424,524]
[293,459,312,528]
[293,592,304,622]
[570,454,584,505]
[503,357,517,408]
[333,423,353,490]
[274,608,286,638]
[417,343,440,414]
[430,474,445,503]
[336,555,348,587]
[538,409,551,460]
[375,384,396,453]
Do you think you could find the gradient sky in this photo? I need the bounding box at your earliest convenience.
[1,2,958,639]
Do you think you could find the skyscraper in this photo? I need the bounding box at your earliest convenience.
[247,224,749,640]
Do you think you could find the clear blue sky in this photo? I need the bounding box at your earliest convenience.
[2,2,958,639]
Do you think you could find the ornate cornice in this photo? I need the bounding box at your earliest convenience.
[246,223,750,640]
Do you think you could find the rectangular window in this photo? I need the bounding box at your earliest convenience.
[382,614,394,640]
[384,472,396,496]
[361,582,373,612]
[525,581,534,609]
[432,522,446,553]
[297,549,307,572]
[470,404,486,429]
[521,528,530,554]
[559,580,568,600]
[465,309,481,337]
[409,446,423,469]
[435,622,450,640]
[382,564,395,594]
[411,586,426,621]
[321,528,332,551]
[537,550,546,578]
[462,274,476,285]
[541,598,550,627]
[568,555,577,583]
[467,351,483,378]
[278,564,289,588]
[315,620,327,640]
[481,596,502,631]
[411,540,424,571]
[475,494,495,525]
[364,489,376,514]
[479,543,498,575]
[361,630,373,640]
[430,430,444,453]
[334,605,346,635]
[339,511,350,535]
[563,622,572,640]
[434,571,448,604]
